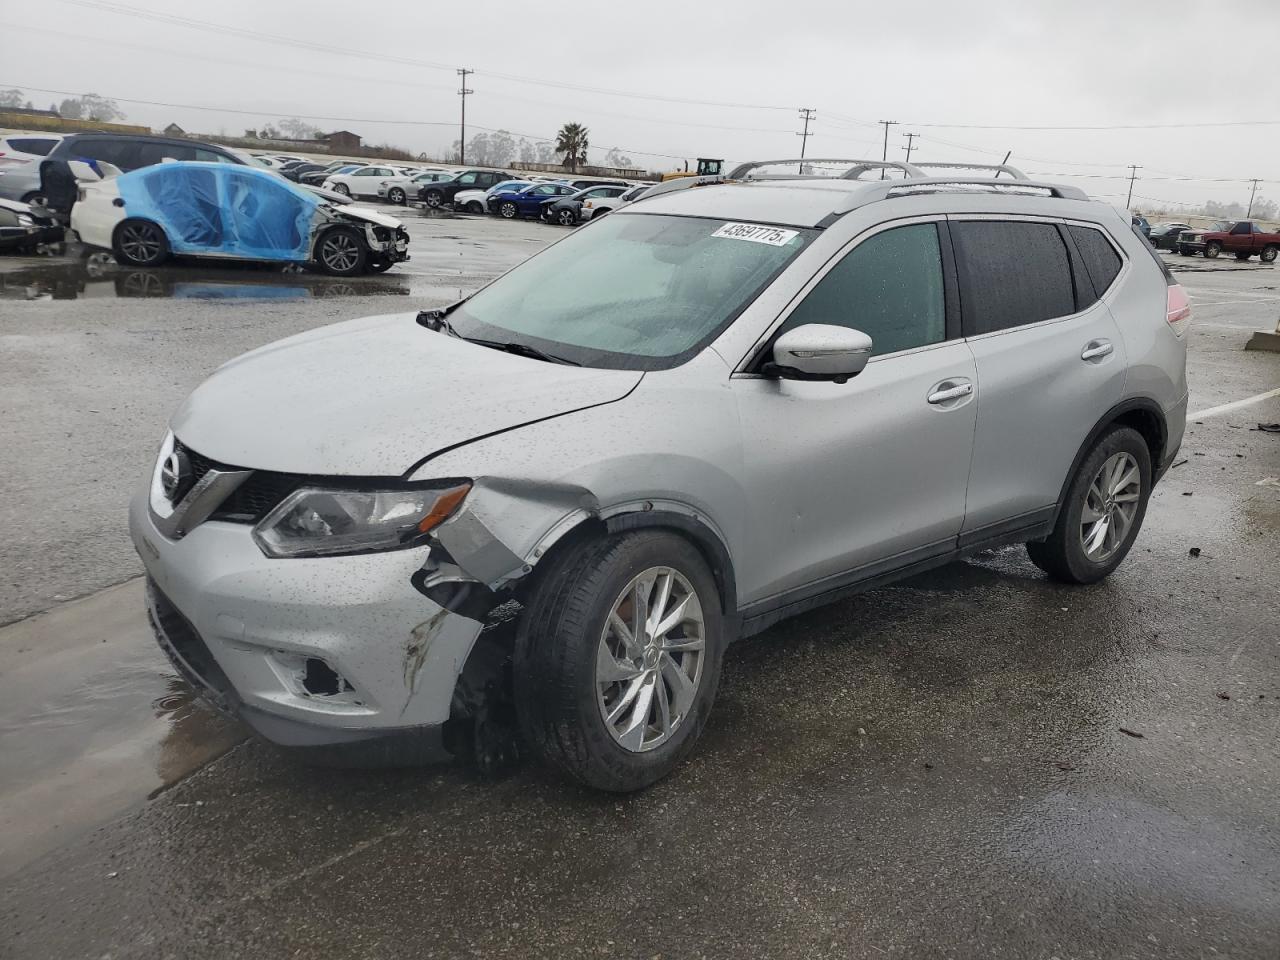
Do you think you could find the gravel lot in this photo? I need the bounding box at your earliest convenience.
[1,214,1277,959]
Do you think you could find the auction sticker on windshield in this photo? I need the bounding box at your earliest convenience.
[711,222,799,246]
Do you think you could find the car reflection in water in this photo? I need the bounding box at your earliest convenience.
[0,258,412,302]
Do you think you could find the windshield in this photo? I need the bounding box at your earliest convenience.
[447,213,814,370]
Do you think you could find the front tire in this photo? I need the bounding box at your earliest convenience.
[315,226,367,276]
[499,201,518,219]
[424,190,444,208]
[465,200,485,214]
[388,187,406,204]
[1026,426,1151,584]
[332,183,350,196]
[557,207,577,226]
[1204,240,1222,259]
[513,531,725,792]
[112,219,169,267]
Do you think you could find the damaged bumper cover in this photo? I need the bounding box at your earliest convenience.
[129,489,482,752]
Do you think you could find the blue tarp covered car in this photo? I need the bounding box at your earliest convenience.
[72,162,410,275]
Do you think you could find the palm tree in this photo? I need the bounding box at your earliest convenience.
[555,122,589,173]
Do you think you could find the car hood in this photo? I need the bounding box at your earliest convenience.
[332,204,403,228]
[169,311,643,476]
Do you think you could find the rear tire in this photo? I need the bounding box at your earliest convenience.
[315,226,367,276]
[1261,245,1278,264]
[1204,241,1222,259]
[513,531,725,792]
[112,219,170,267]
[1026,426,1151,584]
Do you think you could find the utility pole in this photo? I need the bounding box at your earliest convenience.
[901,132,919,164]
[878,120,897,178]
[1247,178,1261,218]
[457,67,473,164]
[1125,164,1142,209]
[796,108,816,172]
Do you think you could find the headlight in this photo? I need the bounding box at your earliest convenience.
[17,213,34,226]
[253,482,470,558]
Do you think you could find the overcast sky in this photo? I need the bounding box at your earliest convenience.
[6,0,1279,211]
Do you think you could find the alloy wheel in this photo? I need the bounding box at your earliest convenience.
[558,209,575,226]
[320,232,360,272]
[1080,452,1141,562]
[596,566,705,753]
[119,223,163,263]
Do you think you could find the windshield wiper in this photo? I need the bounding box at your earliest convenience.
[486,341,581,366]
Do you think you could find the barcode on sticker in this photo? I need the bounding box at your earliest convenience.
[711,223,799,246]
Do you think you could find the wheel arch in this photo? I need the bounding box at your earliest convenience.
[1050,397,1168,527]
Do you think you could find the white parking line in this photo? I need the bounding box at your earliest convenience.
[1189,387,1280,420]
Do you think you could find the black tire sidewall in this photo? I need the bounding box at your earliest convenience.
[1049,426,1152,583]
[1262,246,1278,263]
[315,226,367,276]
[515,531,725,792]
[112,220,168,267]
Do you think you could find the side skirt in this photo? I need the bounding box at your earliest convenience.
[737,507,1055,640]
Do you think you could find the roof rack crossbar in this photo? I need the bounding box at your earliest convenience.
[726,158,926,180]
[911,161,1028,180]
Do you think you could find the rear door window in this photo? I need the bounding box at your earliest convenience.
[776,222,947,357]
[68,138,139,169]
[951,220,1077,335]
[136,142,196,165]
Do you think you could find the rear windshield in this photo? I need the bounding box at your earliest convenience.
[448,213,814,369]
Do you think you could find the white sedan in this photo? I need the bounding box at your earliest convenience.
[322,164,417,199]
[377,169,453,205]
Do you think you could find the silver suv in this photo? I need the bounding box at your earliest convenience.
[131,159,1190,791]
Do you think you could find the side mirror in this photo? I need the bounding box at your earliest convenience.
[765,324,872,383]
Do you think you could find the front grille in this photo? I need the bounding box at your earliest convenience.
[172,438,301,523]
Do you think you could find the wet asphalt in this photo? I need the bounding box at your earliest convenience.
[1,216,1278,959]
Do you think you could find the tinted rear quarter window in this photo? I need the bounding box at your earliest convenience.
[952,221,1075,335]
[8,138,58,155]
[67,138,138,169]
[1068,225,1123,298]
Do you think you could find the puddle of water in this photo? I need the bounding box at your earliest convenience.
[0,579,244,875]
[0,258,414,302]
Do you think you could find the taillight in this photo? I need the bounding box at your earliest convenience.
[1167,283,1191,337]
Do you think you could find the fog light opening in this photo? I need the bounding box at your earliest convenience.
[302,657,355,698]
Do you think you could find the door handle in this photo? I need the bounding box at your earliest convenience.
[927,382,974,404]
[1081,340,1113,361]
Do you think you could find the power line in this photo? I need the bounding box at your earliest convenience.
[50,0,798,114]
[905,118,1280,131]
[1247,179,1261,218]
[457,68,473,165]
[796,108,816,173]
[0,82,692,162]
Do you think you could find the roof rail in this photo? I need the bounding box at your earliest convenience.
[911,161,1028,180]
[726,158,926,180]
[827,177,1089,215]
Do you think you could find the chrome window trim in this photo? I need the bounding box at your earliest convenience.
[730,213,950,376]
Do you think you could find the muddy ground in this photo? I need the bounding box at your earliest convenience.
[1,213,1278,959]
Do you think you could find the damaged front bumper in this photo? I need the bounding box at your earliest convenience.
[129,489,482,753]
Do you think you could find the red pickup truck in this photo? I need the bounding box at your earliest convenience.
[1177,220,1280,262]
